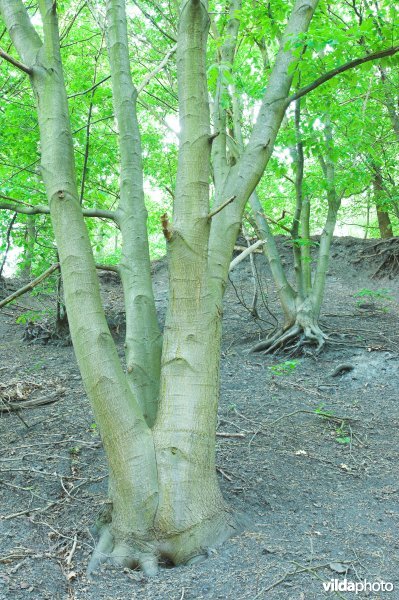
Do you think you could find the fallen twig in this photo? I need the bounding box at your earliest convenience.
[0,263,60,309]
[216,466,233,481]
[66,535,78,566]
[0,502,57,521]
[0,389,65,412]
[0,550,34,564]
[254,561,352,598]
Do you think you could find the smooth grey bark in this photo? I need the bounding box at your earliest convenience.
[21,215,36,277]
[312,116,341,318]
[208,0,320,303]
[152,0,237,555]
[0,0,321,574]
[0,0,159,565]
[105,0,162,425]
[250,113,341,353]
[248,192,296,323]
[211,0,242,188]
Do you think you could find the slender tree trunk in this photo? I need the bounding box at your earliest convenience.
[208,0,319,301]
[292,99,306,300]
[106,0,162,425]
[21,215,35,277]
[250,114,340,354]
[364,191,371,239]
[0,212,17,278]
[0,0,159,569]
[373,166,393,239]
[300,194,312,293]
[248,193,296,325]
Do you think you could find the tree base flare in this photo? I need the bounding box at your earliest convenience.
[87,509,244,577]
[250,321,327,354]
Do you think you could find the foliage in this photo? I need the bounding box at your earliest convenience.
[353,287,394,311]
[15,309,49,325]
[314,405,351,445]
[269,359,300,376]
[1,0,398,278]
[335,422,351,445]
[354,287,393,301]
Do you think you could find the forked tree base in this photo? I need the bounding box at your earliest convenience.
[87,506,242,577]
[250,319,327,354]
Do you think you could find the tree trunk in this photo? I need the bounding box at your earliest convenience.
[1,0,160,569]
[106,0,162,425]
[90,0,237,572]
[373,166,393,239]
[153,292,236,564]
[21,215,35,277]
[0,0,319,576]
[376,207,393,239]
[250,114,339,354]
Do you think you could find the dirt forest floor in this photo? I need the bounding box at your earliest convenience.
[1,236,399,600]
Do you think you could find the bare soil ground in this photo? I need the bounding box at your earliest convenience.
[1,236,399,600]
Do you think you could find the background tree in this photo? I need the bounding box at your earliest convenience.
[203,0,398,351]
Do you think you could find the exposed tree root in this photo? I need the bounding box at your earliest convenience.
[22,319,71,346]
[354,237,399,278]
[87,508,243,577]
[250,322,327,354]
[88,526,159,576]
[250,328,285,352]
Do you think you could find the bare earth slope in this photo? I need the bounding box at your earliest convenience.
[1,236,399,600]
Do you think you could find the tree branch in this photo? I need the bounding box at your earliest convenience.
[131,0,177,42]
[208,195,236,219]
[0,201,116,220]
[79,36,105,204]
[68,75,111,99]
[105,0,162,425]
[0,262,120,309]
[137,44,177,94]
[229,240,265,271]
[0,47,32,74]
[266,214,292,234]
[174,0,211,227]
[0,0,43,67]
[0,263,60,309]
[289,45,399,104]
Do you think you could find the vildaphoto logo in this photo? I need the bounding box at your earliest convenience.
[323,579,394,594]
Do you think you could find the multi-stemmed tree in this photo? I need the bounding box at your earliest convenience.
[0,0,397,575]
